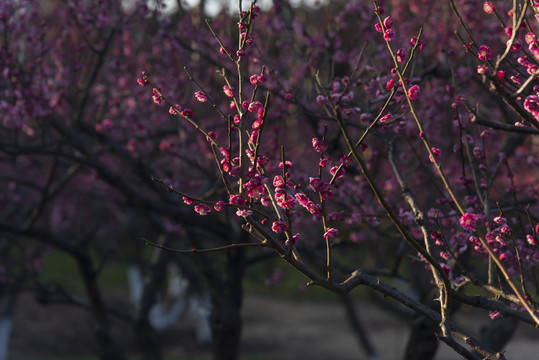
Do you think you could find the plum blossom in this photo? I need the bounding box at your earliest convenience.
[396,48,406,63]
[194,91,208,102]
[340,154,352,166]
[137,77,148,86]
[383,29,394,41]
[323,228,339,239]
[194,203,211,215]
[223,85,234,97]
[477,45,492,61]
[483,1,495,14]
[214,201,225,211]
[408,85,420,100]
[236,209,252,217]
[272,220,288,233]
[181,109,193,118]
[285,233,300,247]
[429,147,441,162]
[312,138,328,153]
[383,16,393,29]
[523,95,539,120]
[460,213,479,231]
[248,101,263,112]
[489,310,501,320]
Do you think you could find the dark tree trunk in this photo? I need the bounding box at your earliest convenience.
[403,263,440,360]
[403,315,439,360]
[134,235,170,360]
[76,251,127,360]
[209,248,245,360]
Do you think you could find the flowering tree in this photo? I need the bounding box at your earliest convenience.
[0,0,538,360]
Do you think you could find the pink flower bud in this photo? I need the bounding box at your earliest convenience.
[194,203,211,215]
[214,201,225,211]
[194,91,208,102]
[483,1,495,14]
[323,228,339,239]
[408,84,420,100]
[223,85,234,97]
[272,220,288,233]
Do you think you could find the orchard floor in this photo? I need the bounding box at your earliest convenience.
[9,293,539,360]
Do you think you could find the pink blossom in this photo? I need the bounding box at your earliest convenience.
[223,85,234,97]
[152,95,162,105]
[523,95,539,119]
[340,154,352,166]
[489,310,501,320]
[330,166,345,178]
[285,233,300,247]
[319,157,331,167]
[507,39,522,52]
[295,193,309,207]
[396,48,406,63]
[229,194,244,205]
[169,104,181,115]
[309,177,325,192]
[383,29,394,41]
[194,91,208,102]
[260,196,272,207]
[526,234,536,245]
[316,95,328,105]
[525,32,536,45]
[272,220,288,233]
[319,187,333,200]
[477,64,491,74]
[380,113,392,123]
[183,196,194,205]
[248,101,262,112]
[181,109,193,118]
[383,16,393,29]
[137,77,148,86]
[429,147,441,162]
[312,138,328,153]
[460,213,479,231]
[278,160,293,169]
[194,203,211,215]
[214,201,225,211]
[236,49,245,57]
[472,147,484,159]
[408,85,420,100]
[273,175,286,187]
[306,201,322,216]
[250,74,261,85]
[206,131,217,142]
[483,1,495,14]
[477,45,492,61]
[323,228,339,239]
[236,209,252,217]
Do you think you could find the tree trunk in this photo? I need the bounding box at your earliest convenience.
[76,253,127,360]
[209,248,244,360]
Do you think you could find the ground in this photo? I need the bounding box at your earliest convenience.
[8,292,539,359]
